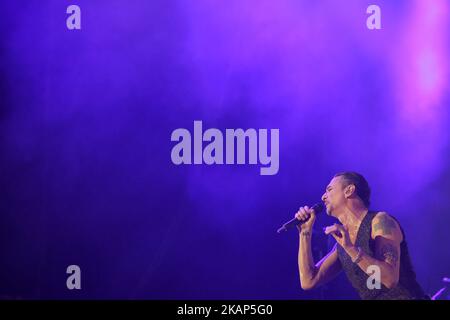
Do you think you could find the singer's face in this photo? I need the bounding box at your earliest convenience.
[321,176,346,216]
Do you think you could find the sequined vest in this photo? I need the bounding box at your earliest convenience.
[336,211,427,300]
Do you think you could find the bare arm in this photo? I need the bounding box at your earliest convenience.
[298,232,342,290]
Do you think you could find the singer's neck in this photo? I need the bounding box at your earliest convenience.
[336,203,368,228]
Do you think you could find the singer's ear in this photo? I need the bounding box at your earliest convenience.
[344,184,356,198]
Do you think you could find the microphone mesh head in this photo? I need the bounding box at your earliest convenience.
[312,202,325,214]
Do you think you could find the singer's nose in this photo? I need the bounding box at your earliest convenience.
[321,193,326,202]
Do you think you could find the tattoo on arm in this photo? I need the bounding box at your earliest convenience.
[378,244,399,267]
[374,215,397,236]
[301,231,311,238]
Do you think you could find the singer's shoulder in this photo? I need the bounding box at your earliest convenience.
[371,211,402,241]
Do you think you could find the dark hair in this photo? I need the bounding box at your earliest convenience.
[334,172,371,208]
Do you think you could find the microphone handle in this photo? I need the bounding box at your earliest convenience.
[276,216,310,233]
[277,203,324,233]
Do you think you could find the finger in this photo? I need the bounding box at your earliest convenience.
[329,232,341,242]
[306,206,316,215]
[324,225,337,235]
[332,229,343,238]
[295,211,306,221]
[324,225,343,238]
[333,224,346,235]
[300,208,310,220]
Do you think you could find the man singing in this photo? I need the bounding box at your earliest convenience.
[296,172,428,299]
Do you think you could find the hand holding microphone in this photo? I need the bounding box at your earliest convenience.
[295,206,317,233]
[277,203,324,233]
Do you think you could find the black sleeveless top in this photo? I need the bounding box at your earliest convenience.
[336,211,427,300]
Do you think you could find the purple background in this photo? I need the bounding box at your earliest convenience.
[1,0,449,299]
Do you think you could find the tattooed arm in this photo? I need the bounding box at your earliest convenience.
[343,212,403,289]
[372,212,402,288]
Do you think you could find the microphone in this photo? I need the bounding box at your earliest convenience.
[276,202,325,233]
